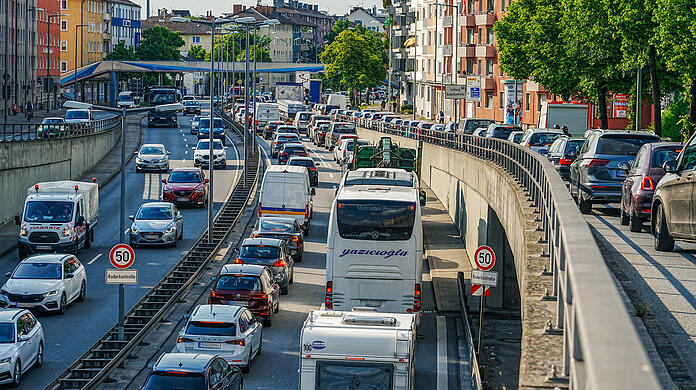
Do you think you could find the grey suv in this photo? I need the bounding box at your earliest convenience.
[569,130,660,214]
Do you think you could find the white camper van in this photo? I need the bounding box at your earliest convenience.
[299,308,416,390]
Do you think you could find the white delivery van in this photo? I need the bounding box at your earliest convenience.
[293,111,313,134]
[16,181,99,259]
[117,91,135,108]
[299,308,416,390]
[327,94,348,110]
[259,165,315,234]
[537,101,590,136]
[255,103,280,133]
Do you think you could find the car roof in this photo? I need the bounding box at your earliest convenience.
[139,201,172,208]
[242,237,284,247]
[23,253,70,264]
[276,133,298,138]
[259,216,296,224]
[645,141,682,150]
[44,117,63,121]
[141,143,165,148]
[282,143,305,148]
[0,309,27,322]
[170,167,201,173]
[220,263,266,275]
[154,353,215,373]
[190,304,244,321]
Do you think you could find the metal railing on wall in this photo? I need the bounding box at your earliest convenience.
[346,114,662,389]
[0,116,121,142]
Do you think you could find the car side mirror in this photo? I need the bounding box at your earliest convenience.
[419,190,427,206]
[315,162,320,166]
[663,160,677,173]
[5,272,11,278]
[128,215,134,221]
[311,188,316,196]
[18,335,30,342]
[210,275,217,281]
[65,273,74,279]
[176,214,183,221]
[575,145,582,156]
[76,216,85,226]
[161,179,167,184]
[167,152,171,155]
[14,215,20,226]
[133,151,138,155]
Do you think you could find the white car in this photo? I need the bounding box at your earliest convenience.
[64,109,93,127]
[193,139,227,169]
[0,309,44,387]
[0,254,86,314]
[335,138,370,165]
[176,304,262,373]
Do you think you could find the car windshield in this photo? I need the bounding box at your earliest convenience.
[651,148,681,168]
[185,321,236,337]
[278,127,296,133]
[43,118,63,124]
[24,201,73,223]
[12,262,62,279]
[197,141,224,150]
[490,126,521,139]
[137,206,172,220]
[289,160,314,168]
[140,146,165,155]
[463,119,494,131]
[144,372,206,390]
[278,135,299,142]
[216,275,262,291]
[283,146,306,154]
[332,123,356,134]
[199,118,223,128]
[168,171,202,183]
[240,245,281,259]
[596,135,660,156]
[0,323,14,343]
[65,111,88,119]
[118,94,133,101]
[529,133,563,146]
[184,101,198,106]
[150,92,175,104]
[298,113,311,121]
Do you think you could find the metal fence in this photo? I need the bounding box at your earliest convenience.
[0,116,121,142]
[350,115,662,389]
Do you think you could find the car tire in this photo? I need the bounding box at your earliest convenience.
[222,162,227,169]
[77,281,86,302]
[578,193,592,215]
[241,350,252,373]
[17,247,29,260]
[257,334,262,355]
[281,284,289,295]
[619,208,629,225]
[178,229,183,241]
[629,211,643,233]
[135,167,141,173]
[10,360,20,387]
[72,241,79,256]
[84,230,92,249]
[35,342,43,368]
[58,293,67,315]
[654,203,674,252]
[289,270,294,284]
[263,316,272,328]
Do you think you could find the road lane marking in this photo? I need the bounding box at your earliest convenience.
[309,149,334,178]
[436,315,448,390]
[142,173,150,199]
[87,253,102,265]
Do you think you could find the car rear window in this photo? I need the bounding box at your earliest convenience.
[216,275,262,291]
[651,148,681,168]
[564,139,585,154]
[596,135,660,156]
[529,133,563,146]
[145,372,206,390]
[289,159,314,168]
[185,321,236,336]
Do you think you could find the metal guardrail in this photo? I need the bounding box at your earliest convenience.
[1,116,121,142]
[45,123,261,389]
[457,272,484,390]
[353,116,662,389]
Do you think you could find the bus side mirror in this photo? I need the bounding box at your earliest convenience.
[419,190,427,206]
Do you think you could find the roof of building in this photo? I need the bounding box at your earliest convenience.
[110,0,140,7]
[141,16,211,35]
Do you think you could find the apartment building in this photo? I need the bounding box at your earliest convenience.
[111,0,141,49]
[60,0,111,73]
[37,0,61,108]
[0,0,39,113]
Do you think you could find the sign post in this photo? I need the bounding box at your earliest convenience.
[109,244,135,341]
[473,245,496,355]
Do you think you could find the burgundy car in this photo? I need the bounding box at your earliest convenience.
[161,167,209,208]
[620,142,682,232]
[209,264,280,327]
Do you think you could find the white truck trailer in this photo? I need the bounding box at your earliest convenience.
[299,308,416,390]
[537,101,590,136]
[278,99,307,123]
[16,181,99,259]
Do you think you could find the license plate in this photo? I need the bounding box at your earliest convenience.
[198,341,221,349]
[36,245,52,250]
[176,197,189,202]
[363,300,382,307]
[15,303,33,308]
[144,235,158,240]
[228,300,247,307]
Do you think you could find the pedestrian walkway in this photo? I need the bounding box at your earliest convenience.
[0,114,144,258]
[1,107,66,125]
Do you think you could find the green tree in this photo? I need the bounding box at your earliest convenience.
[106,40,138,60]
[320,29,387,103]
[235,45,272,62]
[657,0,696,136]
[324,19,355,46]
[187,44,207,60]
[136,26,185,60]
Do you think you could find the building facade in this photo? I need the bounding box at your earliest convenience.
[0,0,39,114]
[346,7,386,33]
[60,0,110,74]
[141,12,211,56]
[110,0,141,49]
[37,0,62,108]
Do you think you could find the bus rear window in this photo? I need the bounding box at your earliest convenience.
[336,200,415,241]
[316,361,393,390]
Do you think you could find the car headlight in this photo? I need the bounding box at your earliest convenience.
[165,226,175,234]
[0,357,11,365]
[0,289,8,296]
[135,157,142,163]
[61,227,73,237]
[19,228,27,237]
[163,187,172,193]
[194,186,204,194]
[44,290,58,297]
[130,225,139,234]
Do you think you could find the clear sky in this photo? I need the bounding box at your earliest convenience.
[130,0,382,19]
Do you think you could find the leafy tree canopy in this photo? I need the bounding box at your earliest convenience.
[106,40,138,60]
[320,29,387,93]
[136,26,185,60]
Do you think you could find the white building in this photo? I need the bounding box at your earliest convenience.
[110,0,142,49]
[346,6,387,33]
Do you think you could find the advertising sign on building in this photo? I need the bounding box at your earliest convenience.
[614,94,628,118]
[503,81,524,125]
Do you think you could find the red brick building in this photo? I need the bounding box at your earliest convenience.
[37,0,62,106]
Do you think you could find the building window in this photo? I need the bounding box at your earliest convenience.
[60,40,67,51]
[61,61,67,71]
[428,31,431,45]
[467,0,475,14]
[525,92,530,111]
[487,28,494,44]
[477,59,481,75]
[193,36,200,43]
[477,28,482,45]
[466,59,474,74]
[485,91,493,108]
[499,92,504,109]
[501,0,506,12]
[486,59,493,76]
[467,28,474,44]
[487,0,494,12]
[537,94,544,112]
[61,0,67,10]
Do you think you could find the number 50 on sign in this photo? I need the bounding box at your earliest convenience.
[474,245,495,271]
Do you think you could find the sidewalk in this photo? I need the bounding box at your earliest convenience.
[0,114,144,258]
[1,107,66,124]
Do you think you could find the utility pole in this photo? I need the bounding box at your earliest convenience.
[635,68,642,131]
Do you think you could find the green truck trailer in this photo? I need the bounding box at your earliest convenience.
[351,137,421,174]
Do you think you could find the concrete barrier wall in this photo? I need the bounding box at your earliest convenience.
[0,126,121,224]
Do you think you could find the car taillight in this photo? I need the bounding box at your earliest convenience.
[525,143,531,148]
[641,177,654,191]
[211,291,223,298]
[413,283,422,312]
[559,158,573,165]
[177,337,194,343]
[292,235,300,242]
[225,339,245,346]
[305,204,309,219]
[273,259,286,267]
[252,293,268,300]
[252,234,261,238]
[258,202,262,218]
[587,159,610,167]
[325,281,333,309]
[233,258,244,264]
[343,150,346,157]
[309,167,317,171]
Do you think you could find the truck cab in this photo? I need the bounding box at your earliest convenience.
[16,181,99,259]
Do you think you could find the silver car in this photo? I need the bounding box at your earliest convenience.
[129,202,183,248]
[190,115,203,135]
[135,144,170,173]
[0,309,44,387]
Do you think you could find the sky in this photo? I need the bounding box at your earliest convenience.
[130,0,382,19]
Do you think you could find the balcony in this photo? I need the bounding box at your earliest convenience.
[443,15,453,27]
[475,45,496,57]
[393,4,406,14]
[394,25,408,37]
[482,76,495,90]
[395,50,408,60]
[460,14,475,27]
[475,13,496,26]
[442,44,453,56]
[460,44,476,57]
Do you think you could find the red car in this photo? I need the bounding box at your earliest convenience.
[209,264,280,327]
[620,142,682,232]
[161,167,209,208]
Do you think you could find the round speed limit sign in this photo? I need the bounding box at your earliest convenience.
[474,245,495,271]
[109,244,135,269]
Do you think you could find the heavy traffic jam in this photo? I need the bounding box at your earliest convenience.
[2,84,693,389]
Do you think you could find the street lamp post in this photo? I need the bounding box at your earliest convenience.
[74,24,87,100]
[63,100,182,340]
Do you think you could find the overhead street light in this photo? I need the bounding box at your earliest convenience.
[63,99,182,341]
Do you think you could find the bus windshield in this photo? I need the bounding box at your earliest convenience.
[336,200,415,241]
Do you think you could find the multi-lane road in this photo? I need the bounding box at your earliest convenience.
[5,105,242,389]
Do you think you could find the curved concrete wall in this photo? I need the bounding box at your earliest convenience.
[0,126,121,224]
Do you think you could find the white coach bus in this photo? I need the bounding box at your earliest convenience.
[325,169,426,315]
